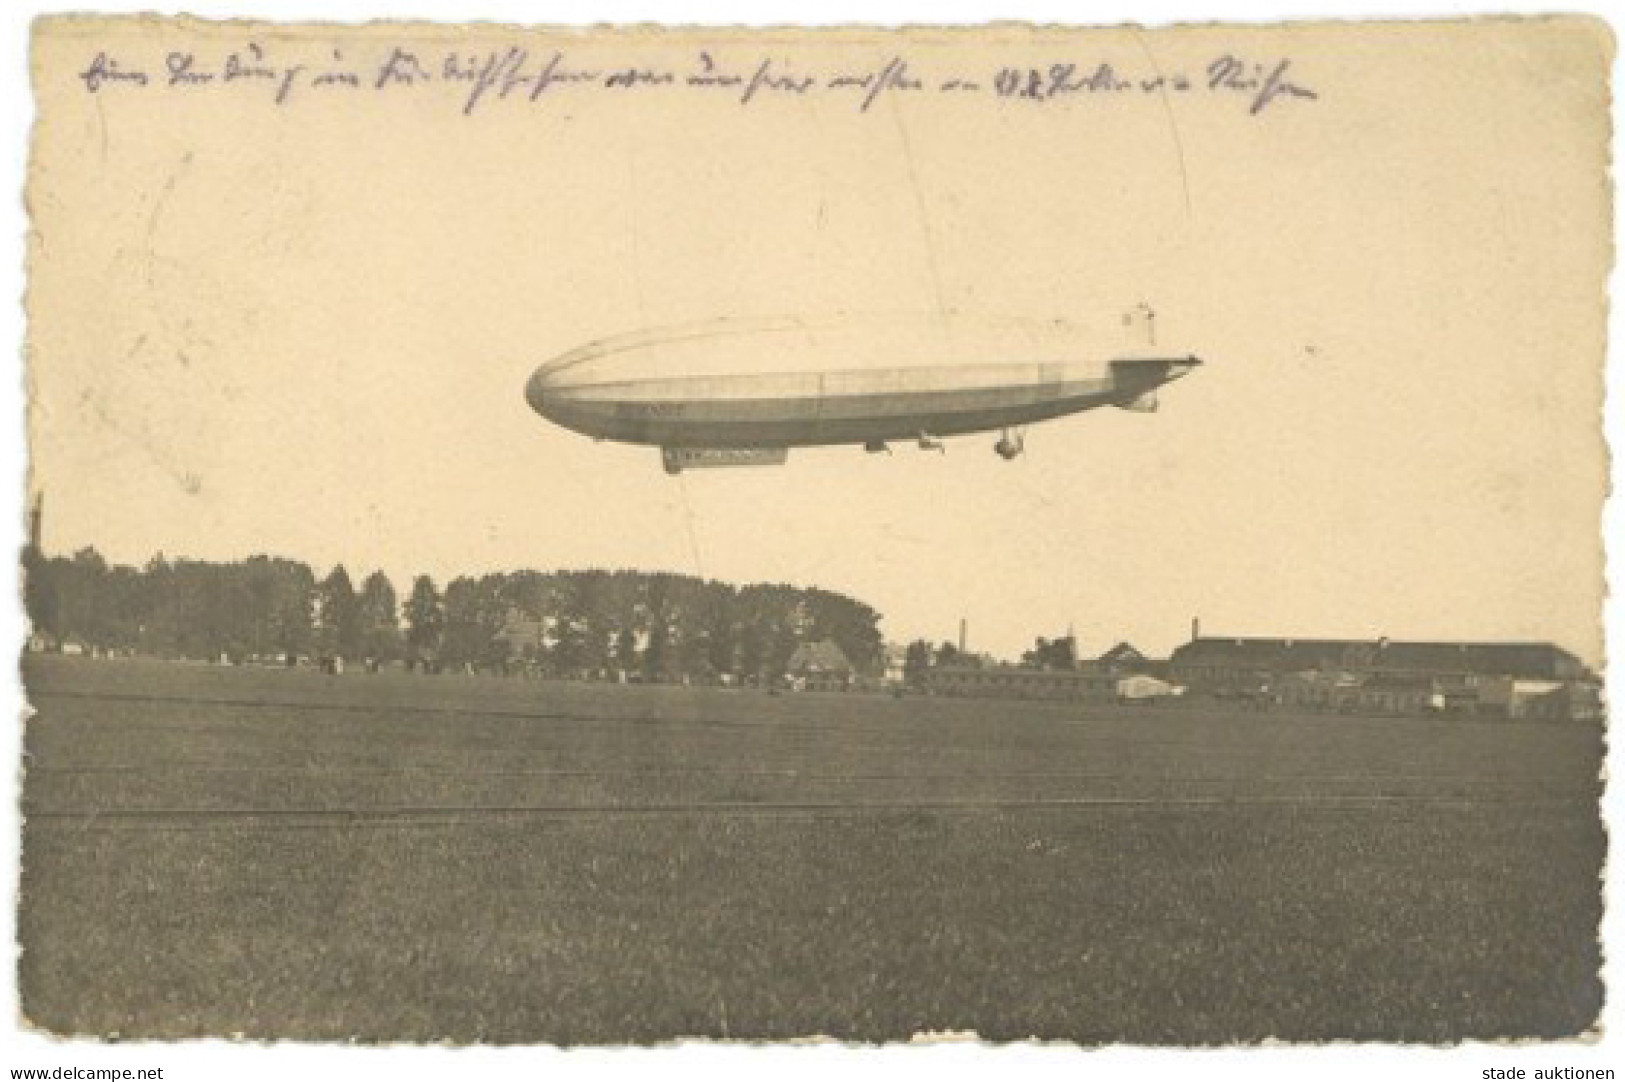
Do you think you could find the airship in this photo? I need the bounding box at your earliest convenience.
[525,309,1201,474]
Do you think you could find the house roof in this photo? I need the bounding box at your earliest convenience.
[1098,642,1146,665]
[494,618,547,648]
[1170,637,1583,679]
[787,639,854,674]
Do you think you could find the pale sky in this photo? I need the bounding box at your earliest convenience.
[25,17,1612,664]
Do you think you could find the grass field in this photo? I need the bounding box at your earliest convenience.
[17,655,1606,1043]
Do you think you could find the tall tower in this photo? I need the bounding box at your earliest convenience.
[26,490,42,555]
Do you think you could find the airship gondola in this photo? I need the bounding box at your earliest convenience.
[525,311,1201,473]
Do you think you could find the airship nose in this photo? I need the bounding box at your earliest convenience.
[525,366,553,416]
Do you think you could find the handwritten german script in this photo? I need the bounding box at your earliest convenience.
[75,43,1320,117]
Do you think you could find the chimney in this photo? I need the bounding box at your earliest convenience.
[1191,616,1201,642]
[958,618,967,655]
[27,491,42,554]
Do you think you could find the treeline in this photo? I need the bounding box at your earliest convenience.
[899,634,1080,685]
[22,547,885,680]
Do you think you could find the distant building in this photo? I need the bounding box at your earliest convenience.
[493,612,548,660]
[786,639,855,692]
[925,663,1116,702]
[1352,672,1437,715]
[1527,680,1605,722]
[923,642,1170,703]
[1276,670,1363,712]
[1174,635,1597,719]
[881,644,909,685]
[1475,677,1604,721]
[1170,637,1588,688]
[1099,642,1152,674]
[1116,673,1179,702]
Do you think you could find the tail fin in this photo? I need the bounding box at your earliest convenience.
[1109,356,1202,410]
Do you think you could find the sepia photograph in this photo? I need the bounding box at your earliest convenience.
[6,2,1619,1072]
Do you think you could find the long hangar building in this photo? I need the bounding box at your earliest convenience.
[1169,637,1597,719]
[924,635,1600,721]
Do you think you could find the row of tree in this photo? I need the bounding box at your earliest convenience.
[22,547,885,680]
[899,634,1081,687]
